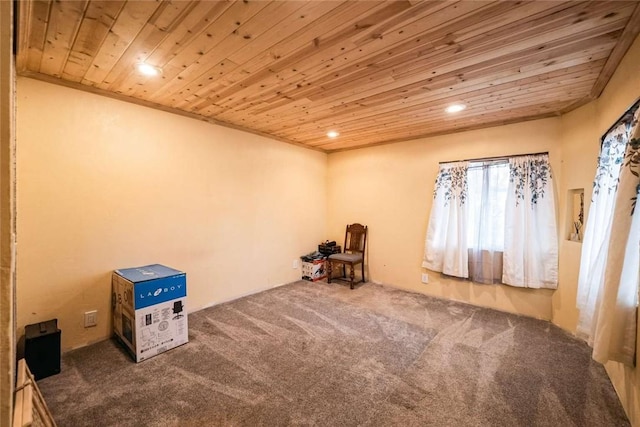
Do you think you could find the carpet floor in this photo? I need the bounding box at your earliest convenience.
[38,281,629,426]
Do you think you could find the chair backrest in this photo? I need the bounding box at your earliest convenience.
[344,223,367,255]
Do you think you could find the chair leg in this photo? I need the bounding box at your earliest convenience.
[342,264,346,278]
[350,265,355,290]
[327,260,332,283]
[361,262,365,283]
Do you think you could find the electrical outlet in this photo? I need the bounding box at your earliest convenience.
[84,310,97,328]
[421,273,429,284]
[292,259,300,269]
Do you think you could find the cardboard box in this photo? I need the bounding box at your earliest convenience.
[302,259,326,281]
[112,264,188,362]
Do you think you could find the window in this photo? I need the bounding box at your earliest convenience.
[466,161,509,284]
[423,153,558,289]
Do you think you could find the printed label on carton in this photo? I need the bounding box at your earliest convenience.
[112,266,188,362]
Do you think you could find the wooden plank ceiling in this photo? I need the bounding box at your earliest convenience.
[16,0,640,152]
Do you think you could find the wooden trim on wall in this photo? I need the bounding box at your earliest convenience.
[590,4,640,99]
[560,96,593,115]
[17,71,326,154]
[325,113,559,154]
[0,1,16,425]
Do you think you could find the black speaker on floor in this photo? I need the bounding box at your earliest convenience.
[24,319,61,380]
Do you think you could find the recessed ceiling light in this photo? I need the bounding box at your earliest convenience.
[445,103,466,113]
[136,63,162,77]
[327,130,340,138]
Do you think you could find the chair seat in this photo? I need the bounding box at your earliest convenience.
[329,253,363,263]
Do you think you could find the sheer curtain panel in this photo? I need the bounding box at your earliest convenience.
[467,162,509,284]
[576,122,628,343]
[578,108,639,366]
[423,161,470,278]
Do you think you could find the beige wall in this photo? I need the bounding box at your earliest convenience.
[553,101,598,334]
[556,34,640,426]
[327,117,562,320]
[0,1,15,424]
[16,78,327,351]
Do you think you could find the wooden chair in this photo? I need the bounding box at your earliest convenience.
[327,223,367,289]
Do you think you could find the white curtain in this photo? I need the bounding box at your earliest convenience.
[502,154,558,289]
[577,109,639,366]
[423,161,469,278]
[424,154,558,288]
[576,122,628,342]
[467,162,509,284]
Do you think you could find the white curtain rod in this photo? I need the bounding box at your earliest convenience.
[439,151,549,165]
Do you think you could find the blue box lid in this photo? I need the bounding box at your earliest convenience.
[115,264,184,283]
